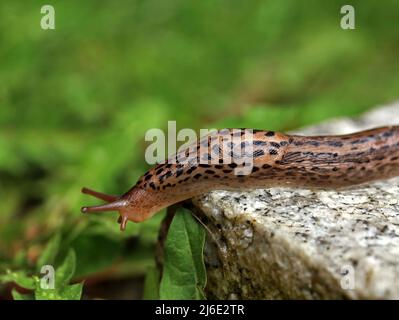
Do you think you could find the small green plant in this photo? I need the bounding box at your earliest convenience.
[144,208,207,300]
[0,233,83,300]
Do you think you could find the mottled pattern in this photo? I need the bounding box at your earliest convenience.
[189,103,399,299]
[82,126,399,229]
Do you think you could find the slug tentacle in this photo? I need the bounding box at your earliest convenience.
[81,199,128,214]
[81,187,118,202]
[81,198,131,230]
[81,126,399,230]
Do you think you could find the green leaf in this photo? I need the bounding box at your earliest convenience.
[36,233,61,272]
[59,282,83,300]
[34,279,83,300]
[34,250,82,300]
[159,208,206,300]
[11,288,34,300]
[56,249,76,285]
[34,281,58,300]
[0,270,35,290]
[34,286,59,300]
[142,266,160,300]
[2,248,82,300]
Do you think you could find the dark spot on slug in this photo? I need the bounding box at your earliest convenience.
[176,168,184,177]
[351,138,368,145]
[186,166,198,174]
[253,149,265,157]
[265,131,275,137]
[383,130,394,138]
[253,140,267,146]
[212,144,221,155]
[327,140,344,147]
[307,140,320,147]
[240,141,249,148]
[165,171,173,178]
[269,149,278,155]
[202,153,212,161]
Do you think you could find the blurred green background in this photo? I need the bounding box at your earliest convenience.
[1,0,399,299]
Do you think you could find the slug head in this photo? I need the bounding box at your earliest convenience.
[81,187,153,230]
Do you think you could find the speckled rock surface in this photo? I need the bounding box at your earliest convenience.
[191,102,399,299]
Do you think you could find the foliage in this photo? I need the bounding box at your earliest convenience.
[159,209,206,299]
[142,266,160,300]
[0,234,82,300]
[1,0,398,299]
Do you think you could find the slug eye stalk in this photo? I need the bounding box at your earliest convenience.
[81,187,118,202]
[81,187,129,230]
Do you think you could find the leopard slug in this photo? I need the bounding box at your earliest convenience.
[81,126,399,230]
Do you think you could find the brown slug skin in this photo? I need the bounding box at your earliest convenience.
[81,126,399,230]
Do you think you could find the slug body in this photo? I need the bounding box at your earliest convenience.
[82,126,399,230]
